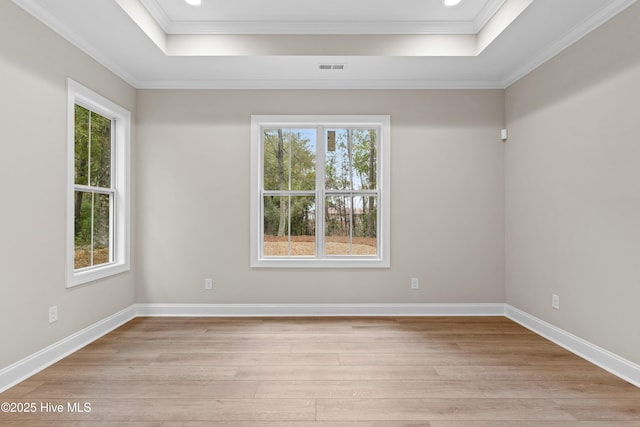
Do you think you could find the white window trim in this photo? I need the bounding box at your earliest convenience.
[66,79,131,287]
[250,115,390,268]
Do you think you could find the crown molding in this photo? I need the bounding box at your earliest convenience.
[132,78,506,90]
[11,0,141,88]
[139,0,171,30]
[503,0,638,87]
[473,0,508,32]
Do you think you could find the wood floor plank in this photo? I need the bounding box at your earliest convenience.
[233,365,440,381]
[456,341,571,354]
[95,341,294,353]
[558,399,640,421]
[3,422,640,427]
[339,352,530,366]
[292,341,461,353]
[152,352,340,366]
[18,380,259,399]
[316,398,577,421]
[430,422,640,427]
[114,334,453,346]
[0,423,430,427]
[1,316,638,426]
[0,422,430,427]
[53,351,159,366]
[0,398,316,422]
[161,423,434,427]
[27,365,238,382]
[255,379,640,399]
[434,365,621,382]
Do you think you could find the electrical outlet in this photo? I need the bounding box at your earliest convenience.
[411,277,419,290]
[204,278,213,290]
[551,294,560,310]
[49,305,58,323]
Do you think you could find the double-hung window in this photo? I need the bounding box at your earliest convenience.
[251,115,390,268]
[67,79,130,287]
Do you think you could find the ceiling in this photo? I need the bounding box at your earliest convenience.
[143,0,506,34]
[12,0,637,89]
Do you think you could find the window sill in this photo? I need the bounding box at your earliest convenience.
[67,262,130,288]
[251,257,390,269]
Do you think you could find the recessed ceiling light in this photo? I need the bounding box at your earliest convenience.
[185,0,201,6]
[443,0,462,6]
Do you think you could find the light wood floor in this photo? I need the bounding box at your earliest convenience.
[1,316,639,426]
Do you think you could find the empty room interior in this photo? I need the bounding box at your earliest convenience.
[1,0,640,424]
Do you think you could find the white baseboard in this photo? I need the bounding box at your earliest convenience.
[3,302,639,393]
[0,305,136,393]
[134,302,506,317]
[505,304,640,388]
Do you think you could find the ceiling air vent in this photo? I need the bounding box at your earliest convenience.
[319,64,345,70]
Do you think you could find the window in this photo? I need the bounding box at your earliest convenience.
[67,79,130,287]
[251,115,390,268]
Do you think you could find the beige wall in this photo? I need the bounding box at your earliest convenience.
[505,2,640,364]
[135,90,505,304]
[0,2,136,369]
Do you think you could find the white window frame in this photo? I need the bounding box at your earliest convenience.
[250,115,390,268]
[66,79,131,287]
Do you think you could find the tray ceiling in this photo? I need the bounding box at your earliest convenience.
[11,0,638,89]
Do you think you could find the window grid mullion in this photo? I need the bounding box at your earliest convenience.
[87,111,92,187]
[262,190,314,196]
[89,192,95,267]
[111,119,116,189]
[74,185,115,195]
[349,195,354,256]
[324,190,378,196]
[109,192,115,264]
[109,119,116,264]
[317,126,325,259]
